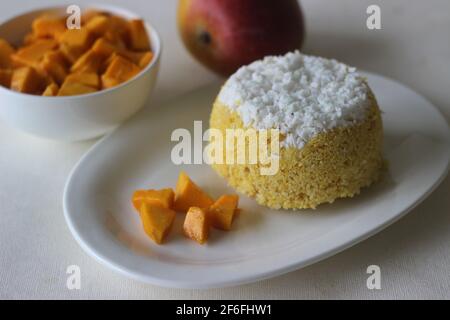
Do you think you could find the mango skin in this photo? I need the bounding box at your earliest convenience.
[177,0,305,76]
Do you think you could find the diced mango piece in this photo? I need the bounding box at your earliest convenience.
[103,29,127,51]
[109,16,130,41]
[91,38,119,58]
[44,50,68,65]
[140,203,176,244]
[0,69,12,87]
[71,49,103,73]
[85,15,111,35]
[60,28,94,52]
[101,55,140,89]
[99,52,116,73]
[65,72,100,88]
[121,51,153,68]
[10,67,45,94]
[81,10,109,24]
[23,33,38,46]
[128,19,150,51]
[40,50,68,84]
[59,43,83,64]
[57,80,97,96]
[138,51,153,68]
[42,82,59,96]
[120,50,143,65]
[146,189,174,208]
[32,15,66,40]
[0,38,15,68]
[183,207,209,244]
[208,195,239,231]
[173,172,214,212]
[132,188,175,212]
[11,39,58,68]
[132,190,151,211]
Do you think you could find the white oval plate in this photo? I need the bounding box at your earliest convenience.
[64,72,450,289]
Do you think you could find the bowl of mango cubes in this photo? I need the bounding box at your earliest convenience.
[0,5,161,141]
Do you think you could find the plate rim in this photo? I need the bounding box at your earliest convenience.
[63,71,450,289]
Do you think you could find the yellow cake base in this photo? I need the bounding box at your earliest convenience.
[209,94,384,209]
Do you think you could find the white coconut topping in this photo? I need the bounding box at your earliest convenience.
[218,51,371,148]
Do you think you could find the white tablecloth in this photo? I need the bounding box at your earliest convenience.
[1,0,449,299]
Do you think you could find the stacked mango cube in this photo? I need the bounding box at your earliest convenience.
[0,10,153,96]
[132,172,240,245]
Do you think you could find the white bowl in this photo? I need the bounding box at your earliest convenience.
[0,5,161,141]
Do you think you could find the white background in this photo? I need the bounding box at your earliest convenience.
[1,0,449,299]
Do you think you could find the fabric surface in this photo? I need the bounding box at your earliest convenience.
[0,0,449,299]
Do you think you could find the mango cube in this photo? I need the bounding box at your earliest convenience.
[0,69,12,87]
[42,82,59,96]
[85,15,111,35]
[103,30,127,50]
[65,72,100,89]
[140,203,176,244]
[173,171,214,212]
[11,39,57,68]
[60,28,94,52]
[183,207,209,244]
[91,38,118,58]
[101,55,140,89]
[128,19,150,51]
[123,50,153,68]
[132,188,175,212]
[57,80,97,96]
[99,52,116,73]
[81,10,109,24]
[71,49,103,73]
[120,50,142,65]
[32,15,66,40]
[0,38,15,68]
[208,195,239,231]
[23,33,38,46]
[138,51,153,68]
[10,67,45,94]
[109,16,130,40]
[40,50,68,84]
[59,43,83,64]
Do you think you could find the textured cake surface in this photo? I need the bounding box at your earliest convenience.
[210,52,384,209]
